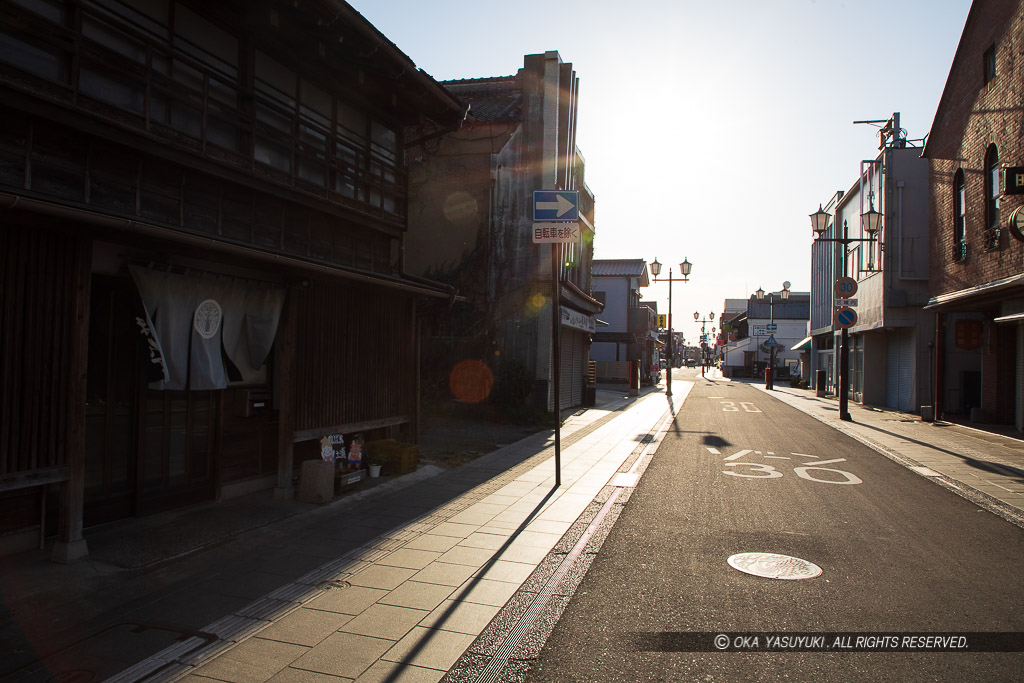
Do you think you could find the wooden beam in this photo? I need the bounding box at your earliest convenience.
[292,415,410,444]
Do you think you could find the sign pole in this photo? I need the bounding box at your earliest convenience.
[551,242,561,487]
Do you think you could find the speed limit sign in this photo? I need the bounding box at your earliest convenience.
[834,277,857,298]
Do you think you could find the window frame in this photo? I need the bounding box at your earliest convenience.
[983,44,997,85]
[984,144,1000,250]
[953,168,966,261]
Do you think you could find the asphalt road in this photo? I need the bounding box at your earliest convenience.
[526,371,1024,682]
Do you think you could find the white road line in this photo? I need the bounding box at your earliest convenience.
[800,458,847,466]
[724,449,754,461]
[706,447,721,455]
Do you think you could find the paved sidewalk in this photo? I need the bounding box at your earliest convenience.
[742,377,1024,527]
[102,387,678,682]
[6,372,1022,682]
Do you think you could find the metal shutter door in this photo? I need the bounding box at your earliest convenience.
[572,331,584,405]
[559,329,574,411]
[886,329,914,412]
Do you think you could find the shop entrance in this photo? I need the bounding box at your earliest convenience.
[84,276,216,527]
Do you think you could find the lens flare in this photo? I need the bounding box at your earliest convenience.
[525,292,547,317]
[443,191,479,226]
[448,359,494,403]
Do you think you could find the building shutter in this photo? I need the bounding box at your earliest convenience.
[559,329,576,410]
[886,329,914,412]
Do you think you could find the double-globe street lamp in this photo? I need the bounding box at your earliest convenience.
[694,311,715,377]
[809,204,881,421]
[650,257,692,397]
[755,281,791,390]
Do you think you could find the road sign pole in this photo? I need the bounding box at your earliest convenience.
[839,326,851,421]
[551,242,561,487]
[839,222,852,421]
[667,268,673,397]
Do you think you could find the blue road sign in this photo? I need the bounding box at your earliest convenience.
[533,190,579,221]
[835,307,857,328]
[764,334,779,347]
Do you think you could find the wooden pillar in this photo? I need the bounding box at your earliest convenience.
[274,284,298,500]
[52,239,91,563]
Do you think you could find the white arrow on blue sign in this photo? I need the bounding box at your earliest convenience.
[533,190,579,221]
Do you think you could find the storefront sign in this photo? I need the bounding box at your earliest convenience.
[954,319,983,350]
[561,308,596,333]
[1004,166,1024,195]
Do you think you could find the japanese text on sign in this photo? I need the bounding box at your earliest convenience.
[532,222,580,243]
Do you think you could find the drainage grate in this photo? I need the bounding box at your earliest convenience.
[727,552,822,580]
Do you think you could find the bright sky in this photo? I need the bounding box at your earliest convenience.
[355,0,972,342]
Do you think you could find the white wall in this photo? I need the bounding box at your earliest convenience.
[592,278,629,331]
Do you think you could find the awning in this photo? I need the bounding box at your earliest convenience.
[792,336,813,351]
[925,273,1024,309]
[994,312,1024,324]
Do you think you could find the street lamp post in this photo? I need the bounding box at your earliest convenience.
[650,257,692,397]
[755,282,791,390]
[694,311,715,377]
[810,205,881,421]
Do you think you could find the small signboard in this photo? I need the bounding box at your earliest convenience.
[833,298,858,307]
[834,277,858,298]
[1004,166,1024,195]
[657,314,667,329]
[835,307,857,329]
[954,319,983,350]
[532,222,580,243]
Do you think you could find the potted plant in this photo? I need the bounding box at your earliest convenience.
[367,455,383,478]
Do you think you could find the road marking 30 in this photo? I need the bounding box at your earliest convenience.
[721,401,762,413]
[715,449,862,485]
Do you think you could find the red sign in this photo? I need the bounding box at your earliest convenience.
[835,307,857,329]
[834,277,857,298]
[954,320,983,350]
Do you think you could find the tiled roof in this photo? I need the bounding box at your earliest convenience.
[592,259,647,277]
[443,76,521,123]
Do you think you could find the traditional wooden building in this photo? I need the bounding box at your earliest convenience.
[0,0,465,560]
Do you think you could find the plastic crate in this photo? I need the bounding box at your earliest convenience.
[366,439,419,475]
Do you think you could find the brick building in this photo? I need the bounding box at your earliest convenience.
[924,0,1024,431]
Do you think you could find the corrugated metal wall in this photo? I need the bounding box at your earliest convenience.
[293,282,415,433]
[1,225,81,482]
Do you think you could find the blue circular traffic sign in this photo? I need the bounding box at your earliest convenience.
[835,307,857,328]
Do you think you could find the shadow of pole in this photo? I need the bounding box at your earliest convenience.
[381,483,561,682]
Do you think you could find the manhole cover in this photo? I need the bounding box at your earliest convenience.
[727,552,822,580]
[317,579,351,590]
